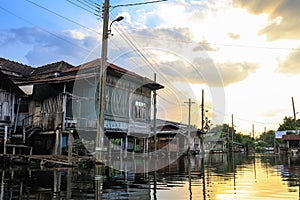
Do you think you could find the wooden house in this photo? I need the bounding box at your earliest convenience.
[17,58,163,155]
[0,58,34,127]
[149,119,203,156]
[0,58,34,152]
[0,70,24,151]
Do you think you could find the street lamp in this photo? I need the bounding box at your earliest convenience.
[108,16,124,37]
[96,0,124,164]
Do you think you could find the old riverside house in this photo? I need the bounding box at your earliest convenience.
[0,57,184,161]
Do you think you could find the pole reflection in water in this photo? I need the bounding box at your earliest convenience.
[2,153,300,199]
[1,170,4,200]
[201,154,206,200]
[188,157,192,200]
[67,168,72,199]
[233,153,236,194]
[95,165,104,200]
[153,155,158,200]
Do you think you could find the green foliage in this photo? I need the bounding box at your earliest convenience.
[277,116,300,131]
[235,133,255,149]
[257,130,275,147]
[111,138,121,145]
[210,124,256,150]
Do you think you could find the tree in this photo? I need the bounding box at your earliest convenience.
[257,130,275,147]
[277,116,300,131]
[210,124,234,139]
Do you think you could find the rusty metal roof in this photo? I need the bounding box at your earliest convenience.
[29,58,164,90]
[0,57,34,77]
[0,57,164,90]
[282,134,300,141]
[32,61,74,76]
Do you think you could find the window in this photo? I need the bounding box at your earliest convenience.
[135,101,146,120]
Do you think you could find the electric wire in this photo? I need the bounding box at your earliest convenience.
[124,33,300,52]
[66,0,100,17]
[203,104,280,126]
[109,13,190,101]
[0,5,97,56]
[80,0,100,8]
[25,0,101,35]
[75,0,98,12]
[107,11,284,130]
[25,0,300,52]
[84,0,101,6]
[111,0,168,9]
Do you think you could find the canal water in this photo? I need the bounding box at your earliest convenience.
[1,153,300,199]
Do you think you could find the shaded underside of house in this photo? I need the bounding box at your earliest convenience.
[0,71,25,95]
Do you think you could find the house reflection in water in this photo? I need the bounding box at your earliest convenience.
[0,156,188,199]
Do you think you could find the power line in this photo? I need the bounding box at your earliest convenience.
[84,0,100,6]
[204,104,279,125]
[110,12,191,102]
[25,0,299,53]
[0,5,97,56]
[75,0,98,12]
[157,93,184,106]
[111,0,168,9]
[25,0,101,35]
[80,0,100,8]
[129,34,300,51]
[66,0,100,17]
[109,21,281,128]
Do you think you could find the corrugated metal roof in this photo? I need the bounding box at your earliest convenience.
[32,61,74,76]
[282,134,300,141]
[0,57,164,90]
[0,57,34,76]
[48,58,164,90]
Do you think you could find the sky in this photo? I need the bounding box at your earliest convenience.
[1,0,300,136]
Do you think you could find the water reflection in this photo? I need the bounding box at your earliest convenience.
[1,153,300,199]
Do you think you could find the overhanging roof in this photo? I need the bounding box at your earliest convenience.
[0,71,25,95]
[23,58,164,91]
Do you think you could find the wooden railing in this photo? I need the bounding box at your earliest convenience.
[22,112,63,143]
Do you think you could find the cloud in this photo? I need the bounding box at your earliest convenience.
[134,56,258,87]
[193,39,218,51]
[263,108,286,118]
[217,61,258,86]
[233,0,300,41]
[227,32,240,40]
[110,26,258,87]
[0,27,99,66]
[277,48,300,74]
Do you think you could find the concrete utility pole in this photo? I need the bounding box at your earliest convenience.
[200,89,205,156]
[95,0,124,163]
[185,98,195,151]
[231,114,234,152]
[201,89,204,130]
[153,73,157,153]
[96,0,110,163]
[292,97,298,133]
[252,124,255,139]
